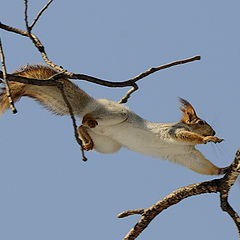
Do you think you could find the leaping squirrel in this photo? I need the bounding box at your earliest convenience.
[0,65,227,175]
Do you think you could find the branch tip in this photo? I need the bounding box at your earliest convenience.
[117,209,144,218]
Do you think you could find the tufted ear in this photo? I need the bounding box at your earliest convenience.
[179,98,198,124]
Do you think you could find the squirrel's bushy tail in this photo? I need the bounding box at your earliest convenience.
[0,65,93,116]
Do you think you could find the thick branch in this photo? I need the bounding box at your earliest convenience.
[118,180,219,240]
[118,150,240,240]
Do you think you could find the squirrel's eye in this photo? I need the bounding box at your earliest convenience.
[198,120,205,125]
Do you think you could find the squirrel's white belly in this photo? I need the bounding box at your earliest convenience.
[92,120,179,158]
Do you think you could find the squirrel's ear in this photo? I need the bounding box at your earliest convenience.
[179,98,198,123]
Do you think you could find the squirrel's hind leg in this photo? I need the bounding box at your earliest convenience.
[78,125,122,154]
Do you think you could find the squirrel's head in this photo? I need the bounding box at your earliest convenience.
[179,98,216,136]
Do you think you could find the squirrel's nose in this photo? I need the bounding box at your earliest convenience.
[212,130,216,136]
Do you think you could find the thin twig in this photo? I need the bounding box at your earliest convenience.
[118,209,144,218]
[24,0,30,31]
[56,82,87,161]
[119,83,139,104]
[0,38,17,114]
[29,0,53,30]
[128,55,201,83]
[118,150,240,240]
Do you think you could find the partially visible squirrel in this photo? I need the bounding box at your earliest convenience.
[0,65,227,175]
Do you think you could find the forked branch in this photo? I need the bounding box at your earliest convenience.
[118,150,240,240]
[28,0,53,30]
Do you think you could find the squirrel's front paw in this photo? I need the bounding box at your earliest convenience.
[82,114,98,128]
[203,136,224,144]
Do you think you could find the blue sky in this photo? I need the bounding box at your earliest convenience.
[1,1,240,239]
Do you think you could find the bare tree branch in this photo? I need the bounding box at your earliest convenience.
[0,55,201,88]
[0,22,63,73]
[128,55,201,83]
[0,38,17,114]
[118,150,240,240]
[24,0,30,31]
[29,0,53,30]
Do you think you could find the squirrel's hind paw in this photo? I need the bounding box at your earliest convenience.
[82,141,94,151]
[78,125,94,151]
